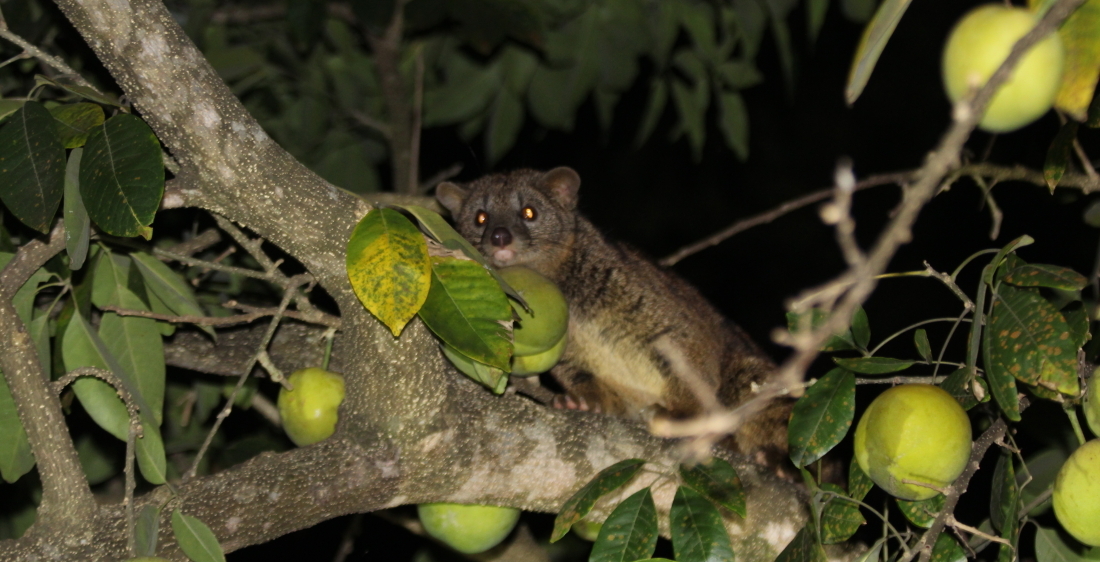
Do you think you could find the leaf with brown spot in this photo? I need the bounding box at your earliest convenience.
[820,482,864,544]
[551,458,644,542]
[788,368,855,468]
[1003,263,1088,291]
[986,283,1080,397]
[680,458,745,517]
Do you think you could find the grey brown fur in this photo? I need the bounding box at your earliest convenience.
[436,167,791,460]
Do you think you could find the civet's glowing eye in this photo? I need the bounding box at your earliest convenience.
[521,206,537,221]
[476,211,488,226]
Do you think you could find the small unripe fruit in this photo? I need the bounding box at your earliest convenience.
[942,4,1065,132]
[1053,439,1100,546]
[417,503,521,554]
[511,333,567,376]
[277,368,345,446]
[498,266,569,356]
[854,384,972,500]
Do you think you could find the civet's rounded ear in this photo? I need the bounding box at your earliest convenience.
[435,182,468,216]
[543,167,581,210]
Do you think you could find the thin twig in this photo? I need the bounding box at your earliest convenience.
[54,367,143,556]
[185,274,312,480]
[902,397,1030,562]
[0,7,95,89]
[660,171,914,266]
[420,163,463,194]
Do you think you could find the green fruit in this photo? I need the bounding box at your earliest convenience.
[511,333,567,376]
[942,4,1065,132]
[417,503,521,554]
[572,519,602,541]
[277,367,345,446]
[1053,439,1100,546]
[854,384,972,500]
[498,266,569,356]
[1085,373,1099,438]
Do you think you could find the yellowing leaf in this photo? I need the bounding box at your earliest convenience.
[346,208,430,336]
[845,0,915,104]
[1055,0,1100,120]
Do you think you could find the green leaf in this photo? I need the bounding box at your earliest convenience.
[930,533,966,562]
[832,356,914,374]
[986,283,1079,396]
[79,114,164,238]
[589,488,658,562]
[0,100,66,233]
[100,311,165,424]
[172,510,227,562]
[670,77,708,161]
[786,309,857,352]
[423,54,500,127]
[62,308,165,483]
[939,367,988,410]
[807,0,829,44]
[1055,0,1100,121]
[346,208,431,336]
[63,148,91,270]
[716,61,764,90]
[851,306,870,350]
[134,504,160,557]
[0,370,34,483]
[1003,264,1089,291]
[914,328,932,362]
[75,433,119,485]
[440,343,508,394]
[775,524,827,562]
[418,256,513,370]
[848,456,873,501]
[34,74,122,108]
[1062,303,1090,350]
[486,90,523,165]
[990,451,1018,533]
[49,102,105,148]
[985,236,1035,286]
[634,80,668,148]
[845,0,915,104]
[717,91,749,160]
[391,205,529,310]
[551,458,645,542]
[896,494,944,528]
[1034,524,1092,562]
[1018,448,1068,517]
[679,458,746,517]
[788,368,855,468]
[670,485,735,562]
[131,251,214,338]
[819,482,864,544]
[1045,122,1078,192]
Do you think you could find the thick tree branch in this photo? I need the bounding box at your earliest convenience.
[0,224,97,529]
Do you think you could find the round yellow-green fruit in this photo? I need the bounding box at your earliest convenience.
[1053,439,1100,546]
[277,367,345,446]
[417,503,521,554]
[854,384,972,500]
[942,4,1065,132]
[511,333,567,376]
[1085,374,1099,437]
[498,266,569,356]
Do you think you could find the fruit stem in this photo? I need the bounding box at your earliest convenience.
[1063,403,1087,447]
